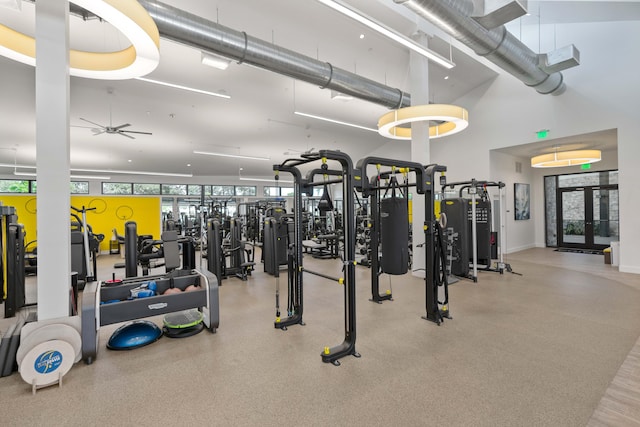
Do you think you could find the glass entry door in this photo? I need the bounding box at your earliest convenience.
[592,188,619,247]
[558,186,618,250]
[560,189,586,246]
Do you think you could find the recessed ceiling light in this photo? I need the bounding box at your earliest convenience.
[128,159,132,163]
[444,76,449,80]
[359,34,365,39]
[187,163,191,167]
[201,51,231,70]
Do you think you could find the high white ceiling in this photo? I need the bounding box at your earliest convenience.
[0,0,634,180]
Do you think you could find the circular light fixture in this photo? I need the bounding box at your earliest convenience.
[530,149,601,168]
[378,104,469,140]
[0,0,160,80]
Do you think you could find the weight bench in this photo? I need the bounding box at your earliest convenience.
[303,239,328,256]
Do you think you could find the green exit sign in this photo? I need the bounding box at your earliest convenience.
[581,163,591,170]
[536,129,549,139]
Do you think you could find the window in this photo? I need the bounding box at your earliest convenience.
[134,183,161,195]
[102,182,133,194]
[0,179,30,193]
[264,186,280,197]
[188,185,202,196]
[70,181,89,194]
[558,171,618,188]
[235,186,256,196]
[312,186,325,197]
[280,187,294,197]
[161,184,187,195]
[211,185,234,196]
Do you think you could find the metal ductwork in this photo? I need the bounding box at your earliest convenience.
[395,0,570,95]
[137,0,410,109]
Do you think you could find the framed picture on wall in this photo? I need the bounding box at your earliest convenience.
[514,183,530,220]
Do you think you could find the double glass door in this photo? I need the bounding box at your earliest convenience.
[558,186,618,250]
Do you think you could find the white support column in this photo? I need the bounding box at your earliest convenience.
[35,0,71,320]
[410,32,430,276]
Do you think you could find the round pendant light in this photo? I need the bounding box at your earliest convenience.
[0,0,160,80]
[378,104,469,140]
[531,149,602,168]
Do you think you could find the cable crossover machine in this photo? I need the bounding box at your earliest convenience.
[270,150,358,366]
[355,157,451,325]
[265,150,452,366]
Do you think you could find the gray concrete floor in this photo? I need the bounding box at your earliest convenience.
[2,247,640,426]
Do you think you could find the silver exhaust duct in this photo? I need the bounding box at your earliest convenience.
[394,0,567,95]
[137,0,410,109]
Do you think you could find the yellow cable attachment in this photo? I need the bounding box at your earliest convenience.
[324,346,331,355]
[338,277,344,285]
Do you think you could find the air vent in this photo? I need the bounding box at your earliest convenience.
[515,161,522,174]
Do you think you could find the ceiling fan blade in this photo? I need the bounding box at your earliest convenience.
[79,118,105,128]
[92,130,106,136]
[112,123,131,130]
[122,130,153,135]
[118,131,135,139]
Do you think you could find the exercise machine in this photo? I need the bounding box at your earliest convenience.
[273,150,359,366]
[70,205,103,288]
[1,206,27,318]
[206,219,223,286]
[441,180,515,280]
[122,221,196,277]
[356,158,450,325]
[262,207,289,275]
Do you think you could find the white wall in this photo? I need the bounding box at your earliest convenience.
[488,151,534,253]
[429,20,640,273]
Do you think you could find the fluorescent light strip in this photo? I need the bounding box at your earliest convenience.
[136,77,231,99]
[13,171,111,180]
[71,168,193,178]
[0,163,192,178]
[294,111,377,132]
[316,0,454,69]
[239,177,294,183]
[193,150,270,161]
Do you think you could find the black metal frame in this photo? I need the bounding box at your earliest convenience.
[273,150,360,365]
[355,157,449,324]
[443,180,508,277]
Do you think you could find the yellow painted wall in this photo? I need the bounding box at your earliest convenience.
[0,195,161,252]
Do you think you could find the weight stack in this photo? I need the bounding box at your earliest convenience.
[441,199,470,277]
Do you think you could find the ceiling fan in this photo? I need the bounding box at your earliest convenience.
[77,116,153,139]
